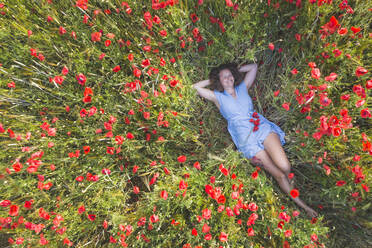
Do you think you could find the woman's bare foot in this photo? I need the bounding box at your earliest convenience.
[304,206,318,218]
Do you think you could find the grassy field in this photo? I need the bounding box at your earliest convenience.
[0,0,371,247]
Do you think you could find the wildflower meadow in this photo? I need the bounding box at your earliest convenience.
[0,0,370,247]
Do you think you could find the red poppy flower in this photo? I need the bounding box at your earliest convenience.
[217,194,226,204]
[282,103,290,111]
[191,228,198,236]
[76,73,86,85]
[350,26,361,34]
[333,49,342,57]
[204,233,212,240]
[319,94,332,107]
[104,40,111,47]
[59,26,66,35]
[163,167,170,175]
[75,176,84,182]
[366,79,372,89]
[141,59,150,68]
[311,68,321,79]
[225,0,234,7]
[177,155,186,163]
[338,28,348,36]
[202,208,211,220]
[251,170,258,179]
[83,146,90,154]
[311,233,318,241]
[247,213,258,226]
[88,214,96,221]
[61,66,69,75]
[6,80,15,88]
[219,164,229,176]
[9,205,19,216]
[217,205,225,213]
[24,200,32,209]
[126,132,134,139]
[133,186,140,194]
[39,234,49,245]
[294,33,301,41]
[248,202,258,211]
[322,165,331,176]
[76,0,88,10]
[112,65,121,72]
[291,68,298,75]
[106,147,114,155]
[193,161,201,170]
[361,108,371,118]
[247,227,255,236]
[83,95,91,103]
[91,32,102,42]
[225,207,234,216]
[340,94,350,101]
[160,190,168,200]
[324,72,338,82]
[336,180,346,186]
[84,88,93,98]
[355,66,368,77]
[218,20,225,33]
[219,232,228,242]
[150,214,159,223]
[356,99,366,108]
[307,62,316,68]
[353,85,366,98]
[268,43,274,51]
[319,16,340,38]
[37,53,45,61]
[331,127,342,137]
[290,189,299,198]
[102,168,111,175]
[78,205,85,214]
[133,67,141,78]
[284,229,292,238]
[127,53,134,62]
[362,184,370,192]
[190,13,198,23]
[169,79,178,87]
[179,180,188,190]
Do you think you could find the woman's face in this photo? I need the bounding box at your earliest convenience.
[219,69,235,90]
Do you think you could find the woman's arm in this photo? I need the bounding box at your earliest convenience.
[238,63,258,90]
[192,79,219,107]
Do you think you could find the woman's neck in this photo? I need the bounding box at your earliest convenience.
[225,87,236,95]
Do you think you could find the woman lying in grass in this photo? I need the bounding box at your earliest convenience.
[192,63,318,218]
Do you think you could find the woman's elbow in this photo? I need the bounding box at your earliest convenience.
[192,84,199,89]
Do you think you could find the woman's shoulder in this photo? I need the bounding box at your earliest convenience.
[237,81,246,88]
[213,89,223,96]
[236,81,249,93]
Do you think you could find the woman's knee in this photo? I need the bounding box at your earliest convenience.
[274,171,287,181]
[250,155,264,167]
[279,162,291,174]
[254,150,286,179]
[250,149,268,166]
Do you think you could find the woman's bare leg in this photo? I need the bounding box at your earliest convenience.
[263,133,290,173]
[263,132,293,184]
[252,149,318,218]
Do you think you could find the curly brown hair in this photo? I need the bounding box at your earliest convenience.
[209,63,243,92]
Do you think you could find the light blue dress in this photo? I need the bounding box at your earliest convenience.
[214,81,286,159]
